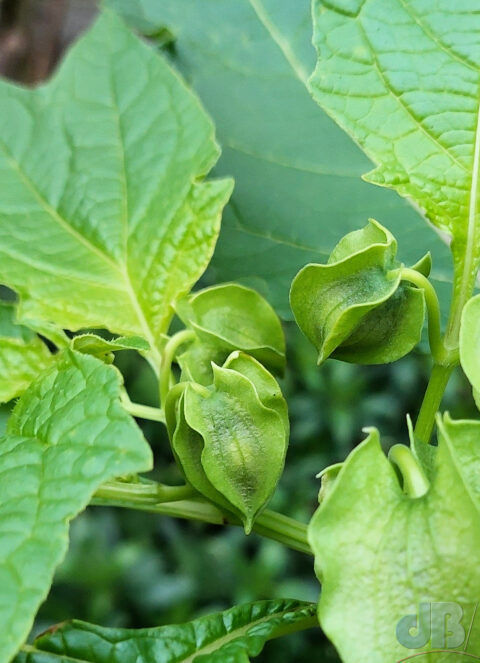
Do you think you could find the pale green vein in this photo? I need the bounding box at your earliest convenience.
[247,0,310,85]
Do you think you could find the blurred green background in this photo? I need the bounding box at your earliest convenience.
[0,1,477,661]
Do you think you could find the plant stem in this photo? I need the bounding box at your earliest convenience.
[159,329,196,406]
[252,510,312,555]
[400,268,446,363]
[122,399,166,424]
[95,479,196,503]
[414,363,454,443]
[92,482,312,555]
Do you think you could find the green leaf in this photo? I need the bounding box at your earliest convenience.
[290,220,425,364]
[0,11,232,364]
[308,420,480,662]
[167,354,288,532]
[104,0,453,322]
[0,301,52,403]
[176,284,286,379]
[71,333,150,363]
[310,0,480,275]
[0,350,152,663]
[17,600,316,663]
[460,294,480,398]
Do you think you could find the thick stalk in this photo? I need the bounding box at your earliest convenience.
[121,399,166,424]
[92,482,312,555]
[95,479,196,503]
[414,363,454,444]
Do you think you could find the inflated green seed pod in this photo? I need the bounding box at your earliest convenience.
[290,219,426,365]
[175,283,285,384]
[165,352,289,532]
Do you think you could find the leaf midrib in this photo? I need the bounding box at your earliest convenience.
[247,0,310,86]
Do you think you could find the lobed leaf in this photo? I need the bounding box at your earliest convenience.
[0,350,152,663]
[0,302,52,403]
[309,419,480,661]
[17,599,316,663]
[105,0,453,321]
[0,11,232,363]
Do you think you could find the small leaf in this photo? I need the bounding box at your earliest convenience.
[167,354,288,532]
[176,284,286,377]
[0,11,232,362]
[71,333,149,362]
[0,301,52,403]
[0,350,152,663]
[290,220,425,364]
[17,599,316,663]
[308,420,480,662]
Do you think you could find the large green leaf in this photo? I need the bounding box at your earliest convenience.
[310,0,480,277]
[106,0,452,319]
[309,419,480,662]
[0,350,152,663]
[17,600,316,663]
[0,11,232,363]
[0,301,52,403]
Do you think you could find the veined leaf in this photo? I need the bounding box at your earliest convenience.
[0,301,52,403]
[310,0,480,274]
[0,11,232,364]
[0,350,152,663]
[105,0,452,321]
[309,420,480,662]
[17,600,316,663]
[71,333,149,362]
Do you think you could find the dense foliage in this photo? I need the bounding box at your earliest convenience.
[1,2,480,662]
